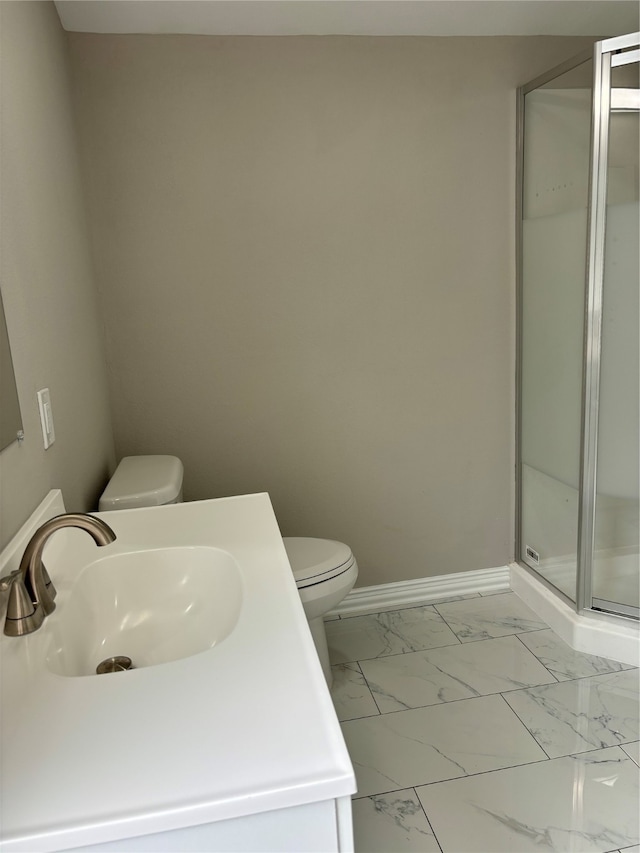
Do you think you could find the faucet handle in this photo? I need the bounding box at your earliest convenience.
[0,569,21,592]
[2,571,44,637]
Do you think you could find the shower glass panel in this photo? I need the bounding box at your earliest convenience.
[519,57,594,602]
[592,63,639,616]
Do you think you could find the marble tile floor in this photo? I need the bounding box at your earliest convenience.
[326,592,640,853]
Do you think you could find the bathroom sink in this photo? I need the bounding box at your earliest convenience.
[1,492,355,852]
[45,546,243,677]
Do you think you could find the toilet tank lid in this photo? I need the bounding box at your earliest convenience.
[99,455,183,511]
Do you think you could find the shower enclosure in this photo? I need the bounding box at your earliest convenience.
[517,33,639,623]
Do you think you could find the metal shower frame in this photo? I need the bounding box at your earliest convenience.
[515,32,640,620]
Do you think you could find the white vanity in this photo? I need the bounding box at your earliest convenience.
[0,491,355,852]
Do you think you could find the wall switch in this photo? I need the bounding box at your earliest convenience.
[37,388,55,449]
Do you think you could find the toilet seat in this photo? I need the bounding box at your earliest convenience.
[283,537,356,589]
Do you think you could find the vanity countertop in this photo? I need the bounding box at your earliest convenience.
[0,490,355,852]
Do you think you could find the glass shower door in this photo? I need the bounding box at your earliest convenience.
[519,33,640,620]
[518,56,594,602]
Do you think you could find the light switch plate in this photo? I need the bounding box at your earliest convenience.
[37,388,55,449]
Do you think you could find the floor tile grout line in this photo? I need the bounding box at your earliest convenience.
[329,618,602,668]
[331,628,550,667]
[344,630,576,670]
[429,592,546,633]
[513,632,639,682]
[444,625,552,645]
[354,659,383,718]
[620,743,640,768]
[342,688,612,776]
[352,786,447,852]
[412,785,445,853]
[333,641,638,722]
[342,662,640,720]
[566,743,640,760]
[354,633,564,685]
[360,631,553,661]
[360,678,539,716]
[353,683,552,717]
[330,662,381,722]
[497,691,553,760]
[559,664,640,680]
[337,603,441,621]
[340,669,575,719]
[350,750,557,800]
[367,681,385,716]
[338,713,379,722]
[513,632,562,684]
[339,689,516,720]
[328,636,463,667]
[338,606,441,621]
[430,603,460,638]
[550,741,640,762]
[500,659,640,693]
[329,604,554,667]
[412,748,570,788]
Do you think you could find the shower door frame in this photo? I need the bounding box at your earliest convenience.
[516,32,640,620]
[515,46,593,612]
[579,33,640,617]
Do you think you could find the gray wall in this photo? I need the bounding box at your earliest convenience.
[68,34,594,587]
[0,2,115,549]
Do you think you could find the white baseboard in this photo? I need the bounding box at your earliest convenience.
[328,564,511,617]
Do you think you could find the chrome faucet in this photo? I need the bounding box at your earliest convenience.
[0,513,116,637]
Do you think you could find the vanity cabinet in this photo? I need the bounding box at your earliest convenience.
[0,491,355,853]
[71,798,353,853]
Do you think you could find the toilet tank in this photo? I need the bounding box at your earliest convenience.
[98,455,184,511]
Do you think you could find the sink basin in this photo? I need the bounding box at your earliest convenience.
[45,546,243,677]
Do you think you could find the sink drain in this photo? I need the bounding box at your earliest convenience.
[96,656,134,675]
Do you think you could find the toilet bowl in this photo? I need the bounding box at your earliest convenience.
[98,456,357,687]
[283,537,358,686]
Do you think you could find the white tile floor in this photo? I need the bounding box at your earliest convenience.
[326,592,640,853]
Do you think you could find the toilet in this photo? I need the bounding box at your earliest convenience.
[98,455,358,686]
[282,536,357,686]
